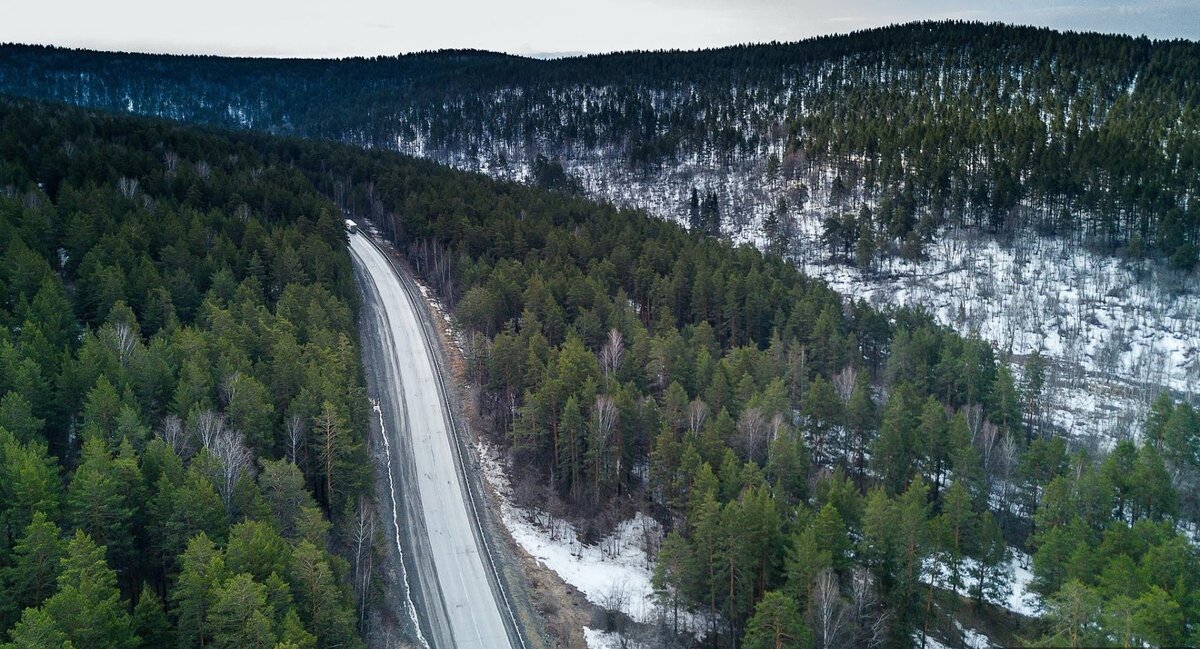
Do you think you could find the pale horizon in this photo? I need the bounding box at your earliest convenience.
[1,0,1196,60]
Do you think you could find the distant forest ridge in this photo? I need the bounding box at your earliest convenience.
[1,20,1198,263]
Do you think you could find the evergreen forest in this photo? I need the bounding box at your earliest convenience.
[1,22,1199,645]
[1,22,1198,264]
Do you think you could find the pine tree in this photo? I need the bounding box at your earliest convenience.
[855,218,876,273]
[0,392,44,444]
[132,584,174,649]
[1,512,65,624]
[742,591,809,649]
[871,384,922,494]
[66,433,133,575]
[210,573,277,649]
[0,428,62,542]
[1039,580,1103,647]
[971,511,1010,607]
[764,430,808,507]
[224,520,291,583]
[1162,402,1198,471]
[560,395,584,498]
[277,609,317,649]
[861,482,931,644]
[1,607,71,649]
[259,459,318,541]
[172,533,228,649]
[40,531,139,649]
[157,468,229,561]
[652,531,693,635]
[803,507,843,574]
[918,396,948,496]
[1130,446,1175,522]
[802,377,841,461]
[934,481,973,594]
[990,365,1021,439]
[289,541,360,648]
[1132,585,1184,647]
[845,373,876,482]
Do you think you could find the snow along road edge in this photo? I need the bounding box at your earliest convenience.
[350,229,528,649]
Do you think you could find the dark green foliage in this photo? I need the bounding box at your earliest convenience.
[0,61,1195,646]
[3,22,1198,261]
[132,584,174,649]
[0,512,64,631]
[0,98,370,646]
[742,591,809,649]
[36,531,138,649]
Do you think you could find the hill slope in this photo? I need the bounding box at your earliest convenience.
[5,22,1196,444]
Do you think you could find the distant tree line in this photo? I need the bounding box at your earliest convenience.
[2,21,1197,265]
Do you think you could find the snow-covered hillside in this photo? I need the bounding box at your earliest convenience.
[408,141,1198,447]
[808,229,1199,445]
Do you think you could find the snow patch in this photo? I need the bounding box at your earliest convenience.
[583,627,624,649]
[475,438,707,636]
[476,440,657,617]
[923,549,1039,618]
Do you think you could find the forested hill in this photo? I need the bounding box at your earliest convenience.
[2,21,1198,263]
[0,96,373,648]
[3,91,1200,648]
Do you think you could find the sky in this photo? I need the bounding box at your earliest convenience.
[1,0,1197,58]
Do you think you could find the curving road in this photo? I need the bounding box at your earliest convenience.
[350,229,520,649]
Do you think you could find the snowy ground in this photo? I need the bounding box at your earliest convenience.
[920,623,992,649]
[408,142,1198,448]
[583,627,632,649]
[925,550,1039,619]
[799,227,1199,445]
[475,437,707,636]
[916,547,1037,649]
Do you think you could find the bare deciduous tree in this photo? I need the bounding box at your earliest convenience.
[117,176,139,199]
[996,433,1019,518]
[209,426,254,508]
[191,410,227,451]
[811,568,850,649]
[112,321,137,366]
[770,412,788,445]
[599,581,631,635]
[976,419,1001,481]
[286,413,306,465]
[736,406,768,463]
[833,365,858,403]
[352,495,377,630]
[849,567,889,649]
[589,395,619,503]
[219,372,243,410]
[316,402,343,506]
[159,414,190,458]
[686,399,709,439]
[599,328,626,383]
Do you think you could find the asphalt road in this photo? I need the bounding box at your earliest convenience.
[350,230,519,649]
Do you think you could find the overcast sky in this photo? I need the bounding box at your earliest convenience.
[2,0,1197,58]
